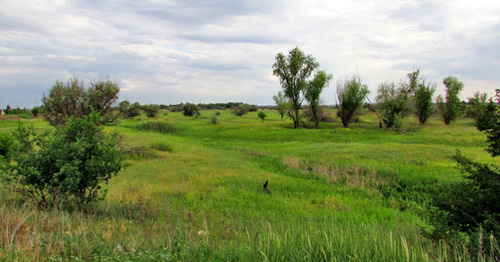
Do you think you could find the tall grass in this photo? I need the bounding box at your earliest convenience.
[135,121,176,134]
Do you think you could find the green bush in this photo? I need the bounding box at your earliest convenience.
[150,142,173,152]
[0,133,14,159]
[183,103,200,117]
[211,116,218,125]
[142,104,160,118]
[136,122,176,134]
[257,111,267,123]
[10,112,125,208]
[215,111,221,116]
[231,105,249,116]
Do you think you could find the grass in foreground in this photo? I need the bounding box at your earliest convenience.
[0,110,498,261]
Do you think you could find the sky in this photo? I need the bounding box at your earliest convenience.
[0,0,499,108]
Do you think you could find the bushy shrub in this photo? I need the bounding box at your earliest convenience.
[231,105,249,116]
[215,111,221,116]
[257,111,267,123]
[136,121,176,133]
[211,116,218,125]
[437,76,464,125]
[10,112,125,208]
[336,75,369,128]
[183,103,201,117]
[0,133,14,159]
[118,101,141,118]
[142,104,160,118]
[413,81,435,125]
[42,78,120,126]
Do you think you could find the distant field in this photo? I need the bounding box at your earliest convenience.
[1,110,497,261]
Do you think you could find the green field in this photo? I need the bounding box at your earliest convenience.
[1,110,498,261]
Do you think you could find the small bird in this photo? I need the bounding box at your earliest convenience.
[263,180,271,194]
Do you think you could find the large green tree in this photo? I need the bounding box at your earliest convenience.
[413,80,436,125]
[273,47,325,129]
[437,76,464,125]
[336,75,369,128]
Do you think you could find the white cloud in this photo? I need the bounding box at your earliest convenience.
[0,0,499,107]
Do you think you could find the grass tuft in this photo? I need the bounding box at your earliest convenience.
[136,121,176,134]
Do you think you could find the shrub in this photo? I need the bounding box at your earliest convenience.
[136,121,176,133]
[428,151,499,242]
[0,133,14,159]
[215,111,221,116]
[336,75,369,128]
[437,76,464,125]
[150,142,173,152]
[257,111,267,123]
[42,78,120,126]
[231,105,249,116]
[211,116,218,125]
[376,82,410,128]
[413,80,435,125]
[183,103,201,117]
[142,104,160,118]
[10,112,125,208]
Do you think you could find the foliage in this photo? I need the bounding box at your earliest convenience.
[182,103,201,117]
[437,76,464,125]
[215,111,221,116]
[336,75,369,128]
[485,90,500,157]
[273,47,320,129]
[142,104,160,118]
[10,112,125,208]
[466,92,489,118]
[0,133,14,159]
[231,105,249,116]
[118,101,142,118]
[31,106,42,117]
[273,91,290,120]
[376,83,408,128]
[305,71,333,129]
[428,151,499,242]
[42,78,120,126]
[413,80,435,125]
[211,115,218,125]
[136,121,176,134]
[257,111,267,123]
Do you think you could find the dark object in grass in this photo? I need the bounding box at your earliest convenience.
[263,180,271,194]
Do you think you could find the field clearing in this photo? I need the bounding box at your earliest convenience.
[1,109,498,261]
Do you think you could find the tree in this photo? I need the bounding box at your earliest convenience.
[142,104,160,118]
[42,78,120,126]
[413,80,436,125]
[437,76,464,125]
[31,106,42,117]
[273,47,320,129]
[10,112,125,209]
[336,75,369,128]
[183,103,201,117]
[485,89,500,157]
[305,71,333,129]
[273,91,290,120]
[257,111,267,123]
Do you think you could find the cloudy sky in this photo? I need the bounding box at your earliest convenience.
[1,0,499,108]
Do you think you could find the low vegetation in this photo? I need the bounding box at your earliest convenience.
[1,107,498,260]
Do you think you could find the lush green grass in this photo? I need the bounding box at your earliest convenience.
[0,111,498,261]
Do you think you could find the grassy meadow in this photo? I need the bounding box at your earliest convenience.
[1,109,498,261]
